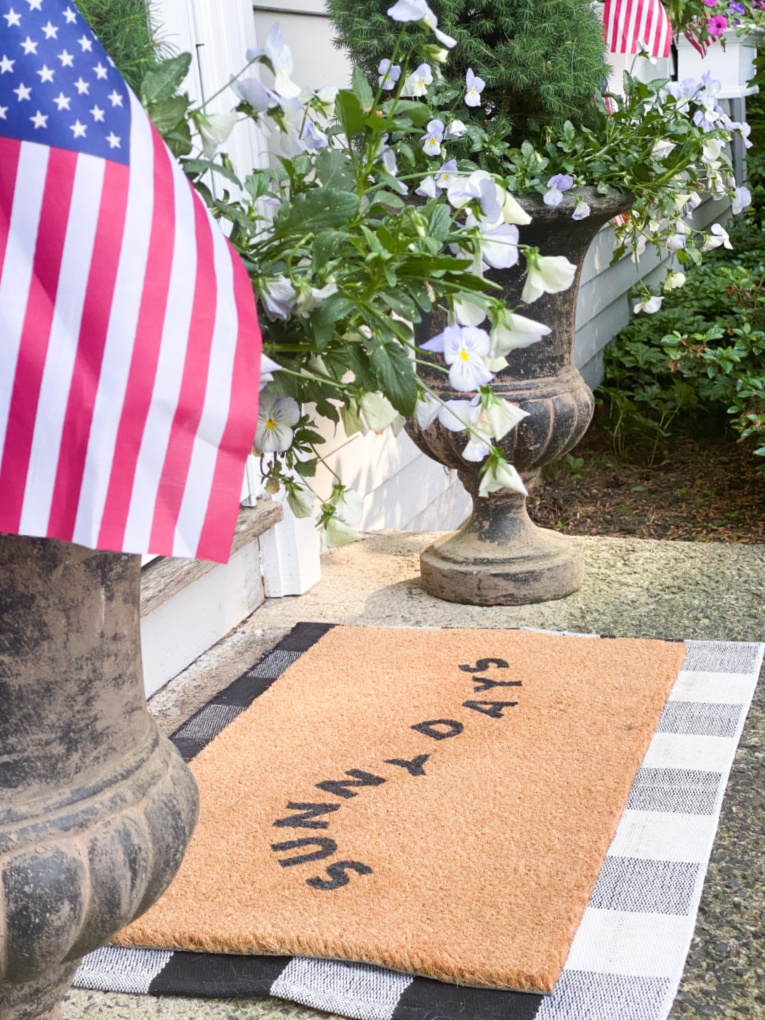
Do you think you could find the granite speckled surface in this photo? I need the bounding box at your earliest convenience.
[63,532,765,1020]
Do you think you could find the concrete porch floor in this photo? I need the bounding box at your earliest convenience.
[63,532,765,1020]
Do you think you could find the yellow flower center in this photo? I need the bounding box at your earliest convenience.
[459,350,470,361]
[266,417,276,429]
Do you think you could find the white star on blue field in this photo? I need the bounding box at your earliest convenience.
[0,0,130,164]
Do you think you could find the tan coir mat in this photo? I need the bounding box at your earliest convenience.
[116,625,688,993]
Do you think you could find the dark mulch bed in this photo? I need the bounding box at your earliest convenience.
[527,413,765,544]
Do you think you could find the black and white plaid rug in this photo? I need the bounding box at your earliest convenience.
[74,625,764,1020]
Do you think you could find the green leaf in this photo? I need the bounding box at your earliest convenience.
[312,229,348,268]
[146,95,190,133]
[367,190,406,215]
[182,158,241,186]
[315,149,356,191]
[371,343,418,415]
[316,293,357,326]
[245,172,276,200]
[274,188,360,235]
[352,66,374,111]
[335,90,365,138]
[386,99,432,127]
[380,291,421,322]
[426,203,452,242]
[163,121,193,157]
[140,53,192,105]
[348,345,378,391]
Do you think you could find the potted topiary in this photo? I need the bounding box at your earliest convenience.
[321,0,752,603]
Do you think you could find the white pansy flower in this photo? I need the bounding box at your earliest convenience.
[445,119,467,139]
[633,295,664,314]
[630,234,647,263]
[452,297,488,326]
[502,191,532,226]
[702,223,733,250]
[489,309,551,358]
[422,119,445,157]
[404,63,433,97]
[702,138,725,164]
[315,86,338,117]
[442,325,494,391]
[322,516,361,551]
[663,271,686,291]
[434,158,458,191]
[733,186,752,215]
[465,67,485,107]
[521,253,577,303]
[196,112,238,158]
[415,176,438,198]
[264,23,302,99]
[479,456,527,497]
[386,0,457,48]
[482,393,528,441]
[286,484,316,518]
[358,391,400,432]
[438,399,475,432]
[332,485,364,526]
[414,393,441,429]
[572,200,591,221]
[478,222,519,270]
[378,58,401,90]
[296,281,338,317]
[261,275,297,320]
[259,353,282,391]
[255,391,300,453]
[651,139,676,159]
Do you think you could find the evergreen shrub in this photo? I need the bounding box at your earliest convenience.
[73,0,166,91]
[326,0,609,136]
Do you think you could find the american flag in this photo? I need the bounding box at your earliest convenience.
[0,0,262,563]
[603,0,673,59]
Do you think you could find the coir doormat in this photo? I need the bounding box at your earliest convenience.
[75,626,764,1020]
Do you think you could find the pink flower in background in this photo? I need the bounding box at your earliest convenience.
[708,14,728,32]
[703,0,717,6]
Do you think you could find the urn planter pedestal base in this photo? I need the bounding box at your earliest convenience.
[0,533,200,1020]
[419,474,583,606]
[407,187,633,606]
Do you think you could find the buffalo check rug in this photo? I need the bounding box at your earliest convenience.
[75,623,764,1020]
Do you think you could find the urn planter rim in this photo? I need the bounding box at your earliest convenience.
[516,185,634,218]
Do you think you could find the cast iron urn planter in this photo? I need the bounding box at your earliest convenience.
[0,533,200,1020]
[406,187,633,606]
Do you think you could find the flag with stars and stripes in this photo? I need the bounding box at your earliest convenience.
[603,0,673,58]
[0,0,262,563]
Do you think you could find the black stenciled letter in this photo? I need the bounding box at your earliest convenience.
[411,719,464,740]
[463,700,518,719]
[471,677,523,693]
[306,861,374,891]
[384,753,430,777]
[273,802,341,830]
[316,769,387,800]
[271,837,337,867]
[458,658,509,673]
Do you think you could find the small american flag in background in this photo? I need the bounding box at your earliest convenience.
[0,0,261,563]
[603,0,673,58]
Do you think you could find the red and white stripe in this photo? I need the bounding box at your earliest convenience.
[604,0,673,58]
[0,92,261,563]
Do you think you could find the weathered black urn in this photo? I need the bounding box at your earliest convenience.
[0,533,199,1019]
[407,188,632,606]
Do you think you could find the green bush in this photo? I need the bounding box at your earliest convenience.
[600,230,765,473]
[73,0,166,92]
[325,0,609,137]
